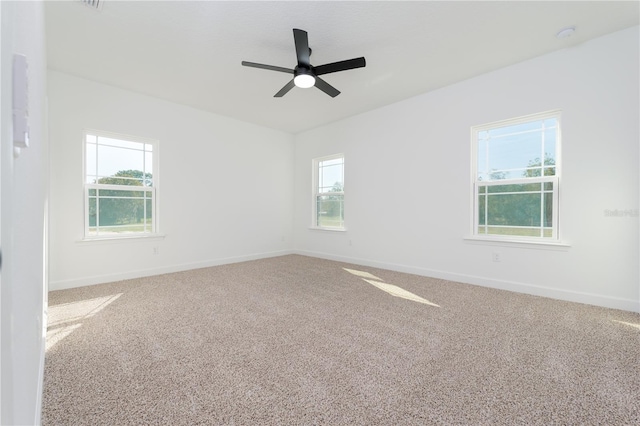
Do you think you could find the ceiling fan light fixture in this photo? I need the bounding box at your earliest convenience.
[294,73,315,89]
[241,28,365,97]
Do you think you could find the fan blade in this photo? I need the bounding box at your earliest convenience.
[293,28,310,66]
[241,61,293,74]
[314,77,340,98]
[274,79,296,97]
[314,57,366,76]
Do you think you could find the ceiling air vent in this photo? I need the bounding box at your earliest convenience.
[79,0,103,11]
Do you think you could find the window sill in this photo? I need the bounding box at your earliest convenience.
[78,233,166,244]
[308,227,347,232]
[463,235,570,250]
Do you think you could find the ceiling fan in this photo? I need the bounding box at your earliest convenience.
[241,28,366,98]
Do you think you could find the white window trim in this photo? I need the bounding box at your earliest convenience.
[469,110,566,245]
[77,233,166,244]
[82,129,161,241]
[463,235,570,250]
[311,153,346,231]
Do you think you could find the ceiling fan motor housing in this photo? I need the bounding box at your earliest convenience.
[241,29,366,97]
[295,66,314,78]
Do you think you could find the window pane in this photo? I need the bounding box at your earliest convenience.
[98,198,146,228]
[144,151,153,185]
[543,166,556,177]
[88,197,97,227]
[317,194,344,228]
[480,118,560,181]
[145,198,153,232]
[477,137,488,181]
[487,193,541,227]
[543,192,553,228]
[477,181,556,238]
[97,144,145,179]
[88,188,154,234]
[319,163,343,193]
[544,128,556,157]
[524,156,556,179]
[478,193,486,225]
[86,143,97,183]
[487,129,542,179]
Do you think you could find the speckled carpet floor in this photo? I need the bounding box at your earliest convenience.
[43,255,640,425]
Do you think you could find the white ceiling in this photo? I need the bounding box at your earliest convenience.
[45,1,639,134]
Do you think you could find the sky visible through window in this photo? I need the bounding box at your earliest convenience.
[86,134,153,185]
[477,118,557,181]
[318,157,343,192]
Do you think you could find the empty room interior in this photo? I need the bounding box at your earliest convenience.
[2,1,639,424]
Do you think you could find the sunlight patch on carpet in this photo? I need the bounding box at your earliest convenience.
[46,293,122,351]
[343,267,382,281]
[46,324,82,352]
[612,320,640,330]
[362,279,440,307]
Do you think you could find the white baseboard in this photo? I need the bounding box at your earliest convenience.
[48,248,638,313]
[35,333,45,425]
[295,250,640,313]
[49,250,294,291]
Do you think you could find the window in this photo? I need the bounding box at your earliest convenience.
[313,154,344,229]
[84,131,158,238]
[472,111,560,240]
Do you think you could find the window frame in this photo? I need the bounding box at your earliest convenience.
[82,129,160,240]
[470,111,562,243]
[311,153,345,231]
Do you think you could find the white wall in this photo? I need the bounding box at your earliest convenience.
[48,71,294,290]
[294,26,640,312]
[1,1,48,424]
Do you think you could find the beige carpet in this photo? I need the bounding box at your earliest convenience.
[43,255,640,425]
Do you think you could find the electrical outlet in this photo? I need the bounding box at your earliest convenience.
[492,252,501,262]
[153,246,159,255]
